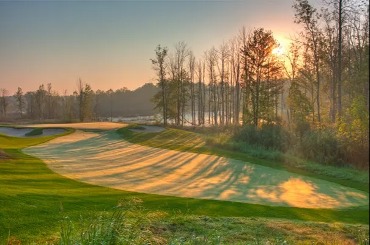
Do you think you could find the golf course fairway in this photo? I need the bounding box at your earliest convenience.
[23,127,368,209]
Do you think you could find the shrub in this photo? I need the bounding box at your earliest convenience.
[299,129,343,165]
[339,139,369,170]
[337,96,369,169]
[233,124,291,152]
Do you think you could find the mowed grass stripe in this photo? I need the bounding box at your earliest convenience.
[117,126,369,192]
[0,128,368,243]
[24,130,368,209]
[0,150,368,243]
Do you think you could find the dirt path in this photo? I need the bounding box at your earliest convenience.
[24,129,368,209]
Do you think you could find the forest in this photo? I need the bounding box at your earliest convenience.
[0,0,368,169]
[150,0,369,169]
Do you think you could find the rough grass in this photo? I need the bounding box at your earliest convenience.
[59,198,369,245]
[0,126,369,243]
[0,149,11,159]
[3,147,368,243]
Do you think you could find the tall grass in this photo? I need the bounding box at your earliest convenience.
[58,198,369,245]
[59,198,161,244]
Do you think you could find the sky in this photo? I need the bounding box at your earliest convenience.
[0,0,302,94]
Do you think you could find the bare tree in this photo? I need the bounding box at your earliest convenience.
[177,42,190,126]
[217,42,230,125]
[196,59,205,125]
[77,79,84,122]
[240,26,251,125]
[188,51,196,125]
[230,37,241,125]
[293,0,323,123]
[206,47,218,125]
[46,83,53,119]
[107,89,113,122]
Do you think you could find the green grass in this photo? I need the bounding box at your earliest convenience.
[0,128,74,149]
[59,198,369,244]
[117,126,369,192]
[0,126,369,243]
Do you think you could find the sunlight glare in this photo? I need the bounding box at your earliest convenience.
[272,44,285,56]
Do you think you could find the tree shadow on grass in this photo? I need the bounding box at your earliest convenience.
[24,130,369,210]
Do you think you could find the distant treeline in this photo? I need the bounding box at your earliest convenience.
[0,82,158,122]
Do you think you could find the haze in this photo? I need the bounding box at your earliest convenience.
[0,0,297,94]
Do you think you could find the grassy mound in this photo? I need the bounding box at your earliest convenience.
[25,128,43,137]
[117,126,369,192]
[59,198,369,245]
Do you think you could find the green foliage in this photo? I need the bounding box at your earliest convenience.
[233,124,291,152]
[241,28,283,126]
[337,96,370,169]
[288,81,312,123]
[299,128,342,165]
[292,119,311,141]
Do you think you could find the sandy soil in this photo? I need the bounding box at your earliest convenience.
[23,129,369,209]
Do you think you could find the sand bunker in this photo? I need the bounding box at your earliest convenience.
[0,127,65,137]
[2,122,125,138]
[0,127,32,137]
[22,122,125,130]
[24,130,368,209]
